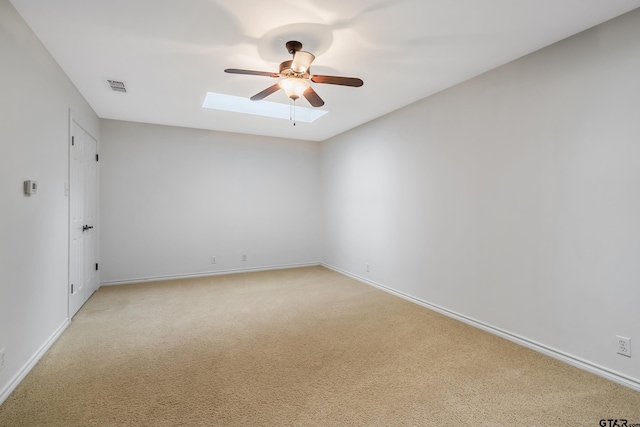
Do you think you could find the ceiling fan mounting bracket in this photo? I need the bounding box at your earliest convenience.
[286,40,303,55]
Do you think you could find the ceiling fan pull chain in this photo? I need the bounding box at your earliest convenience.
[293,99,296,126]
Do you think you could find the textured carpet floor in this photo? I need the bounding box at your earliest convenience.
[0,266,639,426]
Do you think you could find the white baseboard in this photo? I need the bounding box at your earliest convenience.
[100,262,322,286]
[0,319,70,406]
[322,263,640,392]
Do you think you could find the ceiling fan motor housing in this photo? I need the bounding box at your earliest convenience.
[279,60,310,78]
[279,60,293,74]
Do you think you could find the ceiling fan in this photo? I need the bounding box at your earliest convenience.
[224,41,363,108]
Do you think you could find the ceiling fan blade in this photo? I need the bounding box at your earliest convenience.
[303,87,325,107]
[291,51,315,74]
[225,68,279,78]
[310,75,364,87]
[250,83,281,101]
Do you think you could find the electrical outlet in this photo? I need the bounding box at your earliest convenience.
[211,256,216,264]
[242,254,247,262]
[0,348,5,371]
[616,336,631,357]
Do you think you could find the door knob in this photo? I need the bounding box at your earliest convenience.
[82,225,94,231]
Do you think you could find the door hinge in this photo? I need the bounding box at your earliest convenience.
[71,283,74,294]
[71,136,75,146]
[96,154,99,161]
[95,263,99,271]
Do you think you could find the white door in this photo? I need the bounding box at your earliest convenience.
[69,119,98,318]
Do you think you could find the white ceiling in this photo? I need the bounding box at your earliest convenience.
[10,0,640,141]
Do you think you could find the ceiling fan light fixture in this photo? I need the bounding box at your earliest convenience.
[291,51,315,74]
[279,77,309,100]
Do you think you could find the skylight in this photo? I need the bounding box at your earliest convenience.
[202,92,328,123]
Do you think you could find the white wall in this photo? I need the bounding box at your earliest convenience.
[322,9,640,387]
[100,120,321,284]
[0,0,100,401]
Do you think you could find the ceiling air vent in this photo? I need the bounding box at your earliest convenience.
[106,79,127,93]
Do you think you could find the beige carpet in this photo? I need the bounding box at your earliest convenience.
[0,266,638,426]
